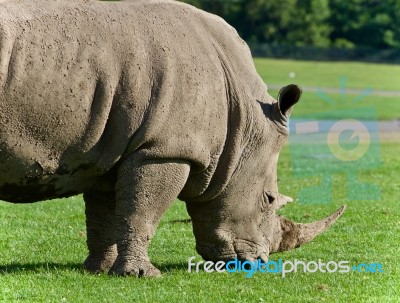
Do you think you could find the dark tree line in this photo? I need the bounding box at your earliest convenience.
[179,0,400,50]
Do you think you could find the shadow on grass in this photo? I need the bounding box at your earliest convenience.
[0,262,84,274]
[0,262,190,275]
[155,262,189,272]
[168,218,191,224]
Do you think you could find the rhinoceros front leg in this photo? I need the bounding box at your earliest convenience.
[109,157,190,277]
[83,190,117,273]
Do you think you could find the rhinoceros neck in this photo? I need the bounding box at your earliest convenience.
[178,48,270,202]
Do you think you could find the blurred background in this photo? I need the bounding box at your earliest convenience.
[179,0,400,63]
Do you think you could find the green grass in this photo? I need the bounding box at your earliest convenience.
[254,58,400,91]
[267,90,400,120]
[255,58,400,120]
[0,58,399,302]
[0,142,399,302]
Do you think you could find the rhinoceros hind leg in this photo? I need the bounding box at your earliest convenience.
[109,157,190,277]
[83,190,117,273]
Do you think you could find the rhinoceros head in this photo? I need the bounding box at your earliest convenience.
[187,84,346,262]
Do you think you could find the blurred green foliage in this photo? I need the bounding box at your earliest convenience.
[179,0,400,50]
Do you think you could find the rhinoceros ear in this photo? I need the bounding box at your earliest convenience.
[278,84,302,116]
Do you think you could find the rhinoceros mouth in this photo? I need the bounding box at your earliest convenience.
[195,242,271,264]
[195,236,269,263]
[195,243,236,262]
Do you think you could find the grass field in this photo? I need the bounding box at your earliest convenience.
[254,58,400,91]
[268,90,400,121]
[255,58,400,120]
[0,58,399,302]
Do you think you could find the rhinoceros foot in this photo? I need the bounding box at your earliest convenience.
[109,257,161,277]
[84,253,117,274]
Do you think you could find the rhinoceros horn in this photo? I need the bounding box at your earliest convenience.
[276,205,346,252]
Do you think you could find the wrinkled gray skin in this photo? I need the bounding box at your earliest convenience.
[0,0,346,276]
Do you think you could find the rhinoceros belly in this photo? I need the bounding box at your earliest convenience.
[0,154,104,203]
[0,172,101,203]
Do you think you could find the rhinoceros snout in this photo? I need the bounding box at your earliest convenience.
[189,203,346,262]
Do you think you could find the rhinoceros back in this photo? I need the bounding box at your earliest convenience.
[0,0,268,203]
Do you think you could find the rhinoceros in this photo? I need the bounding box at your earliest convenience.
[0,0,345,276]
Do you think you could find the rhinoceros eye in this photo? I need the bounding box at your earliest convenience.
[263,191,275,204]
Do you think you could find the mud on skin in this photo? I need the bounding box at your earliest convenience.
[0,0,346,277]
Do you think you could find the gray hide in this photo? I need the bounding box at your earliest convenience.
[0,0,345,276]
